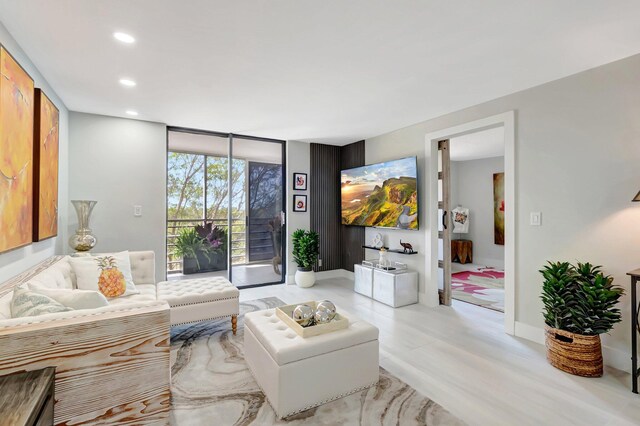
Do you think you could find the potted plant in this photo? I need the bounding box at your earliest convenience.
[540,261,624,377]
[174,227,210,274]
[195,222,228,272]
[292,229,319,288]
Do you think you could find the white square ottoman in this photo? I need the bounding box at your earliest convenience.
[244,308,379,418]
[157,277,239,333]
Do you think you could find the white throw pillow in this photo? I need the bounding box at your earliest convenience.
[27,283,109,310]
[70,251,139,299]
[10,284,72,318]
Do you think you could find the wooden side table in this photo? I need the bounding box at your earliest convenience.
[451,239,473,264]
[627,269,640,394]
[0,367,55,425]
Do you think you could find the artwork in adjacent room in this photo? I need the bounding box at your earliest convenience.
[293,172,307,190]
[0,46,35,253]
[33,89,60,241]
[293,194,307,212]
[341,156,418,229]
[493,172,505,245]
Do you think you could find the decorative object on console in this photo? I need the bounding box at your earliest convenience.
[293,194,307,212]
[69,200,98,252]
[540,261,624,377]
[378,247,390,269]
[0,46,35,254]
[33,89,59,242]
[633,191,640,202]
[399,240,414,253]
[70,251,139,298]
[293,172,307,190]
[493,173,505,245]
[451,205,469,233]
[292,229,319,287]
[371,232,383,248]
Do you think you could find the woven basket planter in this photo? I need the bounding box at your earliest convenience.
[544,325,603,377]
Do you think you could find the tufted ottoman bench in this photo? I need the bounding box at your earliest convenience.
[156,277,240,333]
[244,308,379,418]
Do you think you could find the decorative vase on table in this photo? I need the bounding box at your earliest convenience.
[69,200,97,252]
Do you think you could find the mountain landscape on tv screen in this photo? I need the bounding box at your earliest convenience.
[341,157,418,229]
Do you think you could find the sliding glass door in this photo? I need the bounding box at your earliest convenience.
[166,129,285,288]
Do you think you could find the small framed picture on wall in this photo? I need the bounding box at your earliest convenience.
[293,194,307,212]
[293,172,307,190]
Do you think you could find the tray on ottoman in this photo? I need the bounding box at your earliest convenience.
[275,301,348,338]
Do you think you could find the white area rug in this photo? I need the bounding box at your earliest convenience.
[170,297,464,425]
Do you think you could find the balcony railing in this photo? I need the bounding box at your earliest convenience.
[167,218,246,274]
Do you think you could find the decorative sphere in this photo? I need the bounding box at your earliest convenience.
[316,300,337,321]
[292,304,315,327]
[314,308,332,324]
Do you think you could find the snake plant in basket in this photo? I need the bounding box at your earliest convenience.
[540,261,624,377]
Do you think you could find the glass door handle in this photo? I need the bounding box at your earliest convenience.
[442,210,447,230]
[280,211,286,225]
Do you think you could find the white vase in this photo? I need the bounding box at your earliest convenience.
[295,268,316,288]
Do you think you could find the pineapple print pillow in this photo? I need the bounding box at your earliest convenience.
[70,251,139,298]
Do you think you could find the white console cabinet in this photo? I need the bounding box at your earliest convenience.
[354,263,418,308]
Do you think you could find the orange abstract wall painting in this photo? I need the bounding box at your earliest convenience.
[0,46,34,253]
[33,89,59,241]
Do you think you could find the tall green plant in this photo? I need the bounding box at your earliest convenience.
[292,229,319,270]
[540,261,624,335]
[174,227,209,269]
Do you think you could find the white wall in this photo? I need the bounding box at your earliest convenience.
[286,140,310,283]
[68,112,167,282]
[365,53,640,365]
[450,156,505,268]
[0,22,69,283]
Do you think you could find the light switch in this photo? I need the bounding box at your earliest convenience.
[134,205,142,217]
[530,212,541,226]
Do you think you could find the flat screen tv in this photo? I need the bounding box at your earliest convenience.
[341,156,418,230]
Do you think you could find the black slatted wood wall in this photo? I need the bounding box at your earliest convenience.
[340,141,365,271]
[310,141,365,272]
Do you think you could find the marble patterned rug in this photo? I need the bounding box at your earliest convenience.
[170,297,464,425]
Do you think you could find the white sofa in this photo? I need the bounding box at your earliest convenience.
[0,252,169,425]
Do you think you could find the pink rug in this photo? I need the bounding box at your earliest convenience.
[451,267,504,312]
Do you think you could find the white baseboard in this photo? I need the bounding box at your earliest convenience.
[286,269,354,285]
[514,321,631,373]
[316,269,354,280]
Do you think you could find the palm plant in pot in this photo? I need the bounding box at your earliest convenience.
[292,229,319,288]
[540,261,624,377]
[174,227,210,274]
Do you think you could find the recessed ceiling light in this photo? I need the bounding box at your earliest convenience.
[119,78,136,87]
[113,32,135,44]
[126,110,139,116]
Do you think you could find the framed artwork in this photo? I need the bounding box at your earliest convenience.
[293,194,307,212]
[0,46,35,253]
[33,89,60,241]
[493,172,505,245]
[293,172,307,190]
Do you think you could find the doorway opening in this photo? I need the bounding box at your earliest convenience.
[166,127,286,288]
[426,111,515,334]
[448,128,505,312]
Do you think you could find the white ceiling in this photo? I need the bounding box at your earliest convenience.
[1,1,639,145]
[450,127,504,161]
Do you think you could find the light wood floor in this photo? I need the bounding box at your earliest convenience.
[240,278,640,426]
